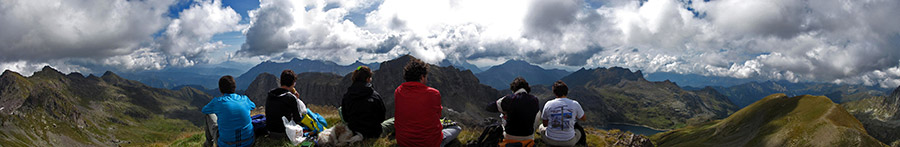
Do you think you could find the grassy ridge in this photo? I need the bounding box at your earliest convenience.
[651,94,886,147]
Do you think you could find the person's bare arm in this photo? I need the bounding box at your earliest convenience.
[579,115,587,121]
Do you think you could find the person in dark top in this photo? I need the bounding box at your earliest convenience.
[265,70,307,140]
[485,77,540,146]
[341,66,388,139]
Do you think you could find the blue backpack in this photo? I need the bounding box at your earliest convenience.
[251,114,267,136]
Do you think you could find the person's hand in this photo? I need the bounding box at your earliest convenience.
[290,88,300,98]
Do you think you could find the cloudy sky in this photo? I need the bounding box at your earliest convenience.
[1,0,900,88]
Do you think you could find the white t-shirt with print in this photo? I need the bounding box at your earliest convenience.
[541,98,584,141]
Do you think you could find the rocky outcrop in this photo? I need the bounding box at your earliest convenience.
[843,85,900,145]
[244,73,278,106]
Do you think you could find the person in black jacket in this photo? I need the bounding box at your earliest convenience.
[485,77,540,146]
[265,70,307,140]
[341,66,388,139]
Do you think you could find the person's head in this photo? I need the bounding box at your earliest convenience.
[219,75,236,94]
[509,77,531,93]
[403,58,429,83]
[280,69,297,87]
[552,80,568,97]
[352,66,373,83]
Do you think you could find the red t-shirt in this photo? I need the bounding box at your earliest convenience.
[394,81,443,147]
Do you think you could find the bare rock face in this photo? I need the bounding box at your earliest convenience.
[843,85,900,145]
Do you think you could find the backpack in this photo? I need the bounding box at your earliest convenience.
[300,108,329,134]
[467,118,504,147]
[251,114,267,136]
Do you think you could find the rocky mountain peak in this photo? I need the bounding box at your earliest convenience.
[562,66,645,86]
[32,66,64,78]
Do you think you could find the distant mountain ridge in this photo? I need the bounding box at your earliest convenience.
[712,80,888,107]
[652,94,886,146]
[551,67,737,129]
[842,85,900,145]
[235,58,380,90]
[475,60,571,89]
[645,72,761,87]
[0,67,210,146]
[117,61,252,89]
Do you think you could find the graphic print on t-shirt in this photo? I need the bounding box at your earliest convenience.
[548,105,573,131]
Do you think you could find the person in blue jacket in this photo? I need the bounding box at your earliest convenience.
[202,75,256,147]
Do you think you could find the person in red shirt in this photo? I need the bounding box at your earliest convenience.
[394,58,461,147]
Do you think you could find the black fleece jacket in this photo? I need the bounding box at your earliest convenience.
[341,82,387,138]
[265,88,304,133]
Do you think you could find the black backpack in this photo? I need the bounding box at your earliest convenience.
[467,118,504,147]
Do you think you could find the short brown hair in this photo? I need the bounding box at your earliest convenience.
[509,77,531,93]
[552,80,568,97]
[352,66,373,83]
[219,75,236,94]
[403,58,429,82]
[280,70,297,87]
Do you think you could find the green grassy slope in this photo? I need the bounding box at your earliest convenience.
[652,94,886,147]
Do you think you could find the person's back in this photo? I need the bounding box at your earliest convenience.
[394,58,461,147]
[486,77,540,146]
[342,66,387,138]
[395,81,442,146]
[540,81,586,147]
[265,70,306,139]
[542,98,583,140]
[202,76,256,147]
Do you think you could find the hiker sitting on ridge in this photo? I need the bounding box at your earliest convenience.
[485,77,541,147]
[201,75,256,147]
[394,58,462,147]
[540,81,586,147]
[341,65,391,139]
[265,70,307,140]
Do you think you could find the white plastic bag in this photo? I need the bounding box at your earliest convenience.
[282,116,307,145]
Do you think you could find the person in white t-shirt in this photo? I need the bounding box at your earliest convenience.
[540,81,585,146]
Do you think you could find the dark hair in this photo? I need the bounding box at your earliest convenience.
[552,80,568,97]
[509,77,531,93]
[403,58,429,82]
[352,66,373,83]
[280,70,297,87]
[219,75,236,94]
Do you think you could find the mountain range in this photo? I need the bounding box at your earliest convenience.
[117,61,253,90]
[244,56,737,130]
[474,60,571,90]
[234,58,380,90]
[708,80,888,108]
[652,94,887,146]
[644,72,763,87]
[0,67,210,146]
[533,67,738,129]
[842,85,900,145]
[2,56,896,146]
